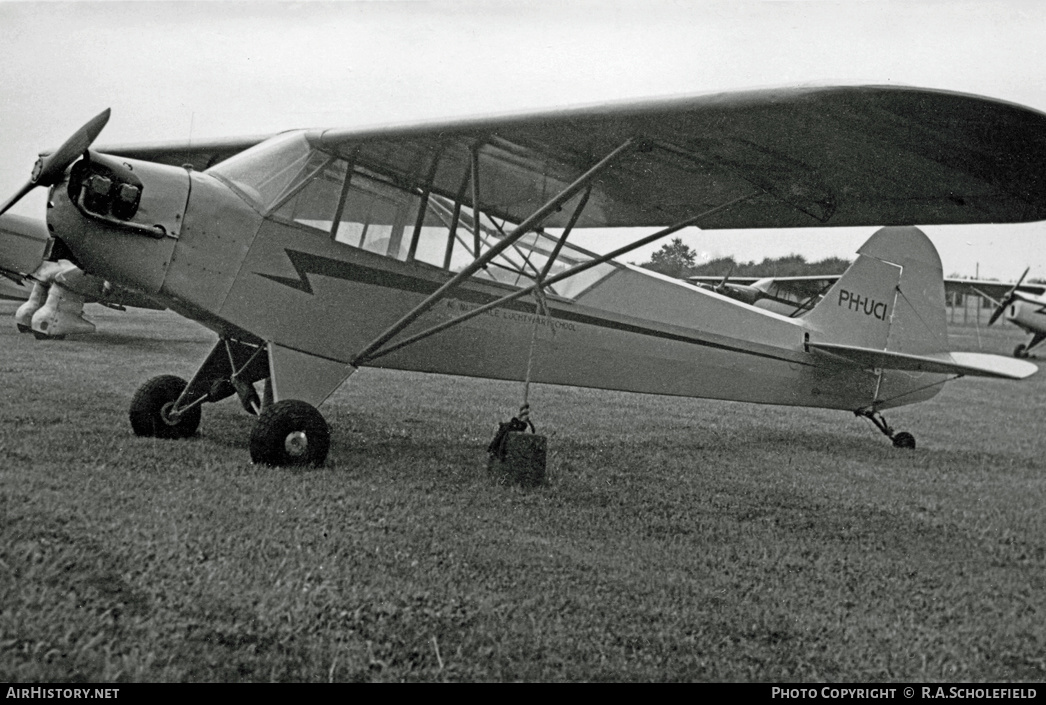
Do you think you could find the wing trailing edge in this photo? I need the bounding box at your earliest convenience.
[809,342,1038,380]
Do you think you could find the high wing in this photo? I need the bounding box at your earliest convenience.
[98,85,1046,231]
[95,134,270,171]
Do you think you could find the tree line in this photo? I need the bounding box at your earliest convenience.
[638,237,851,279]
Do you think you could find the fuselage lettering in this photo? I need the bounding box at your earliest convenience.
[838,289,888,321]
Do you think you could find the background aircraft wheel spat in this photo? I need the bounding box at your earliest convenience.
[129,375,202,439]
[249,400,330,468]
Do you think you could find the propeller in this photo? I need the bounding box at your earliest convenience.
[0,109,111,217]
[714,264,735,295]
[987,266,1030,325]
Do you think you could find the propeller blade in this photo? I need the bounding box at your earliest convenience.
[0,108,111,217]
[715,264,734,293]
[0,181,35,218]
[971,287,1001,307]
[988,301,1009,326]
[32,108,111,187]
[988,267,1031,326]
[1014,266,1030,291]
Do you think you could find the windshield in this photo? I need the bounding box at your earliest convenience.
[207,131,324,211]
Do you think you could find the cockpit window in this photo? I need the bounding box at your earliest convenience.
[213,139,617,300]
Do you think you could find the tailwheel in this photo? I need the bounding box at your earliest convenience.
[891,431,916,449]
[855,409,916,449]
[129,375,201,439]
[249,400,330,468]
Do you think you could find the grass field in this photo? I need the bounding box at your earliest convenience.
[2,302,1044,682]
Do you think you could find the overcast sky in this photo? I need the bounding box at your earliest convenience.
[3,0,1046,279]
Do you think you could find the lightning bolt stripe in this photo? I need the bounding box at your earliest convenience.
[256,248,813,366]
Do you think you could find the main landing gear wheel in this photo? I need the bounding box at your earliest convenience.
[129,375,201,439]
[249,400,330,468]
[1014,343,1028,359]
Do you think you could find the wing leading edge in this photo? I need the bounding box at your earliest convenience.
[97,85,1046,231]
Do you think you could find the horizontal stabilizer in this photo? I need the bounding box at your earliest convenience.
[809,342,1038,380]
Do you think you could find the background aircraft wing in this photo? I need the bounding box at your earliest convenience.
[944,277,1046,302]
[688,273,840,315]
[0,213,50,281]
[0,213,164,311]
[688,276,761,286]
[98,85,1046,232]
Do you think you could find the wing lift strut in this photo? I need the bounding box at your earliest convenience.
[338,139,760,480]
[350,146,760,369]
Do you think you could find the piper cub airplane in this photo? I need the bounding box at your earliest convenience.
[3,86,1046,466]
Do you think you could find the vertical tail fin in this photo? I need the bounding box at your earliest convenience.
[804,226,948,355]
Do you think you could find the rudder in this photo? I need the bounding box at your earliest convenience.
[804,226,948,355]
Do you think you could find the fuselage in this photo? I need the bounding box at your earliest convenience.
[46,134,946,412]
[1006,296,1046,335]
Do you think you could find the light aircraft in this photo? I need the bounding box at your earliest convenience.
[954,272,1046,358]
[0,212,163,337]
[691,269,1046,359]
[3,85,1046,466]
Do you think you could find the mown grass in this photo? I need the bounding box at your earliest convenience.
[1,303,1044,682]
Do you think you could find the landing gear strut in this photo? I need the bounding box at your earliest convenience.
[855,409,916,449]
[128,337,331,467]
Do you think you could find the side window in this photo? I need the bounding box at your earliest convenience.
[333,170,421,260]
[270,158,346,233]
[326,162,618,299]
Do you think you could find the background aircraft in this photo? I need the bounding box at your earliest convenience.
[954,271,1046,358]
[691,269,1046,358]
[0,205,165,339]
[3,85,1046,467]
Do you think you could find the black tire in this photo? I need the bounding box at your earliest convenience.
[1014,343,1028,358]
[249,400,330,468]
[892,431,916,449]
[129,375,201,439]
